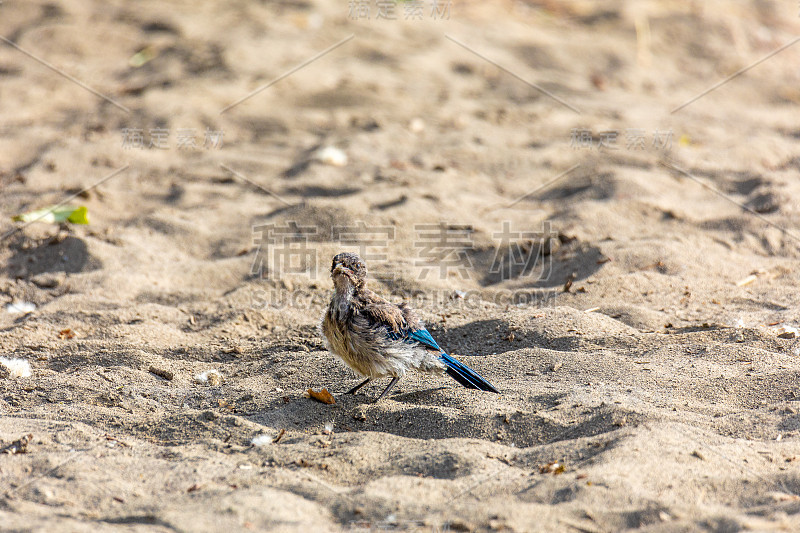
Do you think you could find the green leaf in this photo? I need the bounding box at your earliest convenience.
[129,46,156,68]
[11,205,89,225]
[66,206,89,224]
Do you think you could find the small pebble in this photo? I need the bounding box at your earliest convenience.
[194,369,223,386]
[315,146,347,167]
[0,357,32,378]
[6,302,35,314]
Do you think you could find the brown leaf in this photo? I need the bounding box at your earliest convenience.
[217,399,235,411]
[539,461,566,475]
[2,434,33,454]
[307,388,335,405]
[562,272,576,293]
[59,328,76,339]
[104,434,129,447]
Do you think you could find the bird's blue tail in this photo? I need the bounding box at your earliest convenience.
[400,327,499,393]
[440,353,499,393]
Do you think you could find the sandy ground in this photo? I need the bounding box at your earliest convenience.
[2,0,800,531]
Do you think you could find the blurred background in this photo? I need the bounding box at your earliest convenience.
[2,1,800,530]
[2,1,798,309]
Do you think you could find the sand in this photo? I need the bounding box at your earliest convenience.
[2,0,800,531]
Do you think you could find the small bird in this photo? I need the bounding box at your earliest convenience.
[320,252,499,402]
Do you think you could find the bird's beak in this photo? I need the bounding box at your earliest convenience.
[332,264,356,290]
[332,264,350,277]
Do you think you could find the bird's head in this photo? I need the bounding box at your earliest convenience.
[330,252,367,291]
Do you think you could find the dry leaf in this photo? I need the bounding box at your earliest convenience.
[273,429,286,444]
[308,388,335,405]
[217,399,235,411]
[539,461,566,475]
[2,434,33,454]
[59,328,76,339]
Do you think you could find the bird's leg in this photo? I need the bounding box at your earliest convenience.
[346,378,371,395]
[374,377,400,403]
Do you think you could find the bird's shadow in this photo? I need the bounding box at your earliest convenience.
[244,380,629,448]
[344,385,451,405]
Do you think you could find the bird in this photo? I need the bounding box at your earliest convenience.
[320,252,499,402]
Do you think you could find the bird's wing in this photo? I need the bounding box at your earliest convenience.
[359,295,439,349]
[357,290,440,349]
[358,289,421,335]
